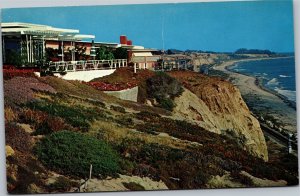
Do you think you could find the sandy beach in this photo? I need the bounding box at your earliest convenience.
[213,58,297,133]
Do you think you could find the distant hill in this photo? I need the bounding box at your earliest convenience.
[235,48,276,55]
[166,49,217,54]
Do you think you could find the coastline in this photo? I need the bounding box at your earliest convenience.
[224,57,296,110]
[213,57,297,133]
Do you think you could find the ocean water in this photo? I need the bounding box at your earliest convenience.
[229,57,296,102]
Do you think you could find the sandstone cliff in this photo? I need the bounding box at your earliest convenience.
[170,72,268,161]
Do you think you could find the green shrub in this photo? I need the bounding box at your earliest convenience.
[110,105,126,113]
[35,131,120,178]
[157,97,175,111]
[136,111,161,121]
[115,115,134,127]
[35,122,53,135]
[146,72,183,111]
[48,176,79,192]
[230,171,254,187]
[122,182,145,191]
[26,101,100,131]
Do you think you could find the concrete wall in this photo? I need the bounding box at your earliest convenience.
[51,69,116,82]
[104,86,138,102]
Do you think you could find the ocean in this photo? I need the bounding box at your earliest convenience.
[229,57,296,102]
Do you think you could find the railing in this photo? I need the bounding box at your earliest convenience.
[48,59,128,72]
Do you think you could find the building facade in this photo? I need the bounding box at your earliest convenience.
[1,22,160,74]
[1,22,95,66]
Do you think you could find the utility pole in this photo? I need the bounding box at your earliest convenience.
[89,164,93,180]
[288,133,293,154]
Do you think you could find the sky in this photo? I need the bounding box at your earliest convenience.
[1,0,295,52]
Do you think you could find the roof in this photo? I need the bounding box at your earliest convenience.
[1,22,94,41]
[121,45,145,50]
[132,52,153,57]
[130,48,158,52]
[94,42,120,48]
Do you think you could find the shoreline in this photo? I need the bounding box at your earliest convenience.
[213,56,297,133]
[223,57,296,110]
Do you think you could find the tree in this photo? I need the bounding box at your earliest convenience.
[113,47,128,59]
[75,45,87,60]
[5,49,27,67]
[96,46,115,60]
[235,48,275,55]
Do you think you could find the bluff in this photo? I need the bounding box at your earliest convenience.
[169,71,268,161]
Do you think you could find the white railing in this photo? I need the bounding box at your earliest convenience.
[48,59,128,72]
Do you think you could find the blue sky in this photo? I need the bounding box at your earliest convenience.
[1,0,295,52]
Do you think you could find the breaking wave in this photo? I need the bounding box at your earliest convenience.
[267,78,279,86]
[279,75,291,78]
[274,87,296,102]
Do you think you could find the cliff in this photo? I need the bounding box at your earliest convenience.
[169,71,268,161]
[6,70,298,194]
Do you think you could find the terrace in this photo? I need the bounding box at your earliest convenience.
[48,59,128,72]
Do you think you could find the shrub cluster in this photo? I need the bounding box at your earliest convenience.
[134,112,299,186]
[19,108,73,135]
[87,81,137,91]
[146,72,183,111]
[110,105,126,113]
[116,141,224,189]
[47,176,79,192]
[26,101,100,131]
[5,123,33,153]
[35,131,120,178]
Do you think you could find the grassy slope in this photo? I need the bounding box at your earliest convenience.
[4,73,299,193]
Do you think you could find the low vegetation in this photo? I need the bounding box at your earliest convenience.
[4,71,298,193]
[47,176,79,192]
[35,131,120,178]
[146,72,183,111]
[122,182,145,191]
[25,100,102,132]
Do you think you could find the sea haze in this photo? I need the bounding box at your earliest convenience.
[230,57,296,102]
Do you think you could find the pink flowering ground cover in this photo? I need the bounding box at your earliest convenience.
[86,81,137,91]
[4,77,57,104]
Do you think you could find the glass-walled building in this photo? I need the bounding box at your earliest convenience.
[1,22,95,66]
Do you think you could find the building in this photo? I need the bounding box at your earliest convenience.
[128,49,160,72]
[160,54,192,71]
[1,22,161,75]
[94,35,161,73]
[1,22,95,65]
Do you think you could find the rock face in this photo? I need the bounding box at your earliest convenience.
[170,72,268,161]
[103,86,139,102]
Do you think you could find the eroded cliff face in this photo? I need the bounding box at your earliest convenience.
[170,72,268,161]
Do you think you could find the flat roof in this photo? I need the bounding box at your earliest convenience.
[132,52,153,57]
[1,22,94,41]
[130,48,158,52]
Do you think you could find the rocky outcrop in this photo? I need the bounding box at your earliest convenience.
[171,72,268,161]
[103,86,138,102]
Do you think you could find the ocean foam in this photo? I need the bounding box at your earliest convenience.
[234,68,246,71]
[267,78,279,86]
[279,75,291,78]
[274,87,296,102]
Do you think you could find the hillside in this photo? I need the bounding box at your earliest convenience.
[4,70,298,193]
[169,71,268,161]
